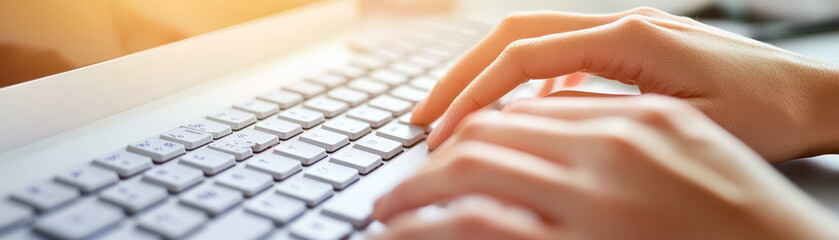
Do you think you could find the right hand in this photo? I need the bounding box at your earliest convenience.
[411,7,839,162]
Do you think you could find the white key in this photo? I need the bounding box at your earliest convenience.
[347,78,388,96]
[389,85,428,103]
[180,148,236,175]
[407,54,441,69]
[331,148,382,174]
[92,222,160,240]
[398,112,413,124]
[410,76,437,91]
[322,199,372,228]
[93,150,153,178]
[369,95,412,116]
[127,138,186,163]
[138,204,207,239]
[388,62,425,77]
[304,162,359,190]
[276,178,333,207]
[303,96,349,118]
[258,90,304,109]
[181,119,233,139]
[354,135,403,159]
[349,55,387,69]
[254,118,303,140]
[429,66,448,79]
[326,87,369,107]
[329,64,366,79]
[322,117,371,140]
[100,181,167,213]
[369,69,409,86]
[299,129,349,152]
[246,153,302,181]
[181,185,243,215]
[306,73,346,89]
[143,164,203,192]
[223,129,280,152]
[346,105,392,128]
[185,211,273,240]
[11,181,79,212]
[215,168,274,197]
[245,193,306,224]
[208,138,254,161]
[274,140,327,166]
[377,122,425,147]
[34,200,124,240]
[289,214,352,240]
[278,107,325,129]
[0,201,33,232]
[160,128,213,150]
[282,82,326,99]
[207,108,258,130]
[234,99,280,119]
[55,165,118,193]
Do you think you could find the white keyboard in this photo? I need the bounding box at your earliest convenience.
[0,20,488,240]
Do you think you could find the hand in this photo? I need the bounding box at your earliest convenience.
[374,95,839,240]
[411,7,839,162]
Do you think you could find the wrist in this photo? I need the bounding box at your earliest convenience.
[797,62,839,158]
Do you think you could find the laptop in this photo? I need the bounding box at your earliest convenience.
[0,0,497,239]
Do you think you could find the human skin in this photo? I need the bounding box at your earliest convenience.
[373,95,839,240]
[410,7,839,162]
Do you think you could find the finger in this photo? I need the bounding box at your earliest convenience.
[411,7,695,126]
[373,141,579,223]
[425,15,696,149]
[544,90,629,98]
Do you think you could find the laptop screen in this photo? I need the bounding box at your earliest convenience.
[0,0,326,88]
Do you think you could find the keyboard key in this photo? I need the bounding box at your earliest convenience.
[0,201,33,232]
[306,73,346,89]
[346,105,392,128]
[245,193,306,224]
[398,112,413,124]
[143,164,203,192]
[349,55,387,70]
[208,138,254,161]
[389,85,428,103]
[181,119,233,139]
[138,204,207,239]
[299,129,349,152]
[246,153,302,181]
[223,129,280,152]
[377,122,425,147]
[407,54,441,69]
[369,95,412,116]
[127,138,186,163]
[369,69,409,86]
[303,96,349,118]
[347,78,388,96]
[34,200,123,240]
[181,185,243,215]
[322,117,371,140]
[93,150,153,178]
[55,165,118,193]
[326,87,369,107]
[329,64,366,79]
[215,168,273,197]
[289,214,352,240]
[180,148,236,175]
[322,199,373,228]
[354,135,403,159]
[100,181,167,213]
[410,76,437,91]
[278,107,325,129]
[276,178,333,207]
[258,90,304,109]
[388,62,425,77]
[185,211,273,240]
[304,162,359,190]
[92,222,160,240]
[282,82,326,99]
[11,181,79,212]
[331,148,382,175]
[274,140,327,166]
[234,99,280,119]
[160,128,213,150]
[254,118,303,140]
[207,108,258,130]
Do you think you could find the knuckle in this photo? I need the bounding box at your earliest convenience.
[628,6,665,17]
[501,99,535,113]
[615,14,655,31]
[499,38,536,61]
[452,212,490,233]
[498,11,538,29]
[596,119,642,151]
[456,116,493,139]
[446,145,487,173]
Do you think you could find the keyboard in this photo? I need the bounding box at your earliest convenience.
[0,20,488,240]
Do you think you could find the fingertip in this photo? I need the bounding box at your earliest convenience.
[373,195,389,221]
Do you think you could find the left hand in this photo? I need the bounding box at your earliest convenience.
[372,95,839,240]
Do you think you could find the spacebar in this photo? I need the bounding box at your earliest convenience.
[322,142,430,227]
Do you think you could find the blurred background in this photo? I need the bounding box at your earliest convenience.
[1,0,838,87]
